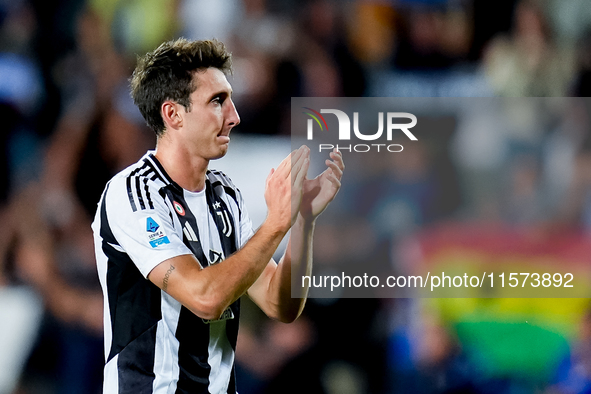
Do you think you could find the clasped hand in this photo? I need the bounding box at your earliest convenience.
[264,145,344,232]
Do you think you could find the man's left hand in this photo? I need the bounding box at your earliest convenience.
[299,148,344,221]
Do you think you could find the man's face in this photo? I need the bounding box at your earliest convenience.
[178,67,240,161]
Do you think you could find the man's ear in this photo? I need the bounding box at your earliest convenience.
[161,101,183,130]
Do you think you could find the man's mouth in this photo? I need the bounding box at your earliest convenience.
[217,131,230,143]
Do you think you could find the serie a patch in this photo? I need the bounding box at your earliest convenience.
[144,216,170,248]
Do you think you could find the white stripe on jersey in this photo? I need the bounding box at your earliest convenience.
[207,320,235,394]
[92,210,113,361]
[104,355,119,394]
[152,293,182,393]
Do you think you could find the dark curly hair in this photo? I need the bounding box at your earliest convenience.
[130,38,232,136]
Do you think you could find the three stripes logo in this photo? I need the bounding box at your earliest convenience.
[183,221,198,242]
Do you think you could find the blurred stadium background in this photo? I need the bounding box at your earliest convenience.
[2,0,591,393]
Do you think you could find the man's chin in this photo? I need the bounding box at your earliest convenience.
[210,146,229,160]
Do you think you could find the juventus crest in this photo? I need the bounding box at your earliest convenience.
[213,201,233,237]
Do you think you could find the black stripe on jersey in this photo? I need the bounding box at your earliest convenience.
[136,176,146,210]
[207,176,241,394]
[228,366,237,394]
[135,166,154,211]
[225,300,240,394]
[209,181,240,216]
[126,176,137,212]
[99,186,161,391]
[138,166,155,210]
[156,188,176,227]
[208,180,238,204]
[147,153,176,186]
[117,324,158,394]
[160,185,208,267]
[127,160,160,212]
[209,169,229,178]
[207,170,241,218]
[143,177,154,210]
[135,164,154,211]
[143,158,167,185]
[144,176,154,209]
[126,163,148,212]
[205,177,238,256]
[175,308,212,394]
[168,184,213,393]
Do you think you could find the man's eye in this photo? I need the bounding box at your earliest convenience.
[212,96,225,105]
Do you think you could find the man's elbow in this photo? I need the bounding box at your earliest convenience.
[187,295,229,321]
[276,313,299,324]
[271,306,302,324]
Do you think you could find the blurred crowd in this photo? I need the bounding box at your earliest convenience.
[2,0,591,393]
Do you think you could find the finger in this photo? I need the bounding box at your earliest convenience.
[330,149,344,166]
[294,157,309,189]
[325,159,343,180]
[274,151,297,180]
[279,146,306,175]
[294,145,309,163]
[292,146,306,167]
[329,149,345,171]
[276,151,295,171]
[326,171,342,189]
[278,146,305,169]
[290,146,309,180]
[266,168,275,187]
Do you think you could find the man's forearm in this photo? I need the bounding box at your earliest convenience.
[152,218,289,320]
[196,219,289,316]
[267,214,316,322]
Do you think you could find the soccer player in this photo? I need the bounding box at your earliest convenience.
[91,38,344,393]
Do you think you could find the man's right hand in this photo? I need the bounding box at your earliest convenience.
[264,146,310,234]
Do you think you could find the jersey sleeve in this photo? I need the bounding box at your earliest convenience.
[103,176,192,278]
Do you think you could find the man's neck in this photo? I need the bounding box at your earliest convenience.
[154,141,209,192]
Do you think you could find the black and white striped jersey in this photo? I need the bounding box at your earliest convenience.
[92,151,253,394]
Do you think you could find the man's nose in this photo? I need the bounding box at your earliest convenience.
[226,99,240,127]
